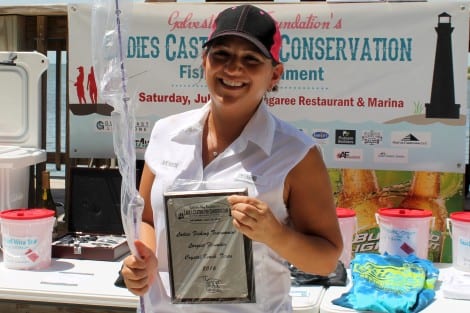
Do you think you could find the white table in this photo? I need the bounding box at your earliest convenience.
[320,264,470,313]
[5,256,466,313]
[0,256,138,312]
[0,255,324,313]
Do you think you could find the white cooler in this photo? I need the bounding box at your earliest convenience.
[0,146,46,210]
[0,51,48,211]
[0,51,48,148]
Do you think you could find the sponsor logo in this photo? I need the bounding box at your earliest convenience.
[374,148,408,163]
[96,119,113,132]
[361,130,383,145]
[312,129,330,144]
[391,132,431,147]
[334,148,363,161]
[135,137,149,149]
[135,120,151,133]
[335,129,356,145]
[95,119,151,134]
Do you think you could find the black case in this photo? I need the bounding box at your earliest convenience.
[52,167,133,261]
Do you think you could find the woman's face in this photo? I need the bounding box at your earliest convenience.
[203,36,283,112]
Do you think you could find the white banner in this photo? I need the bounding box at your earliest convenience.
[68,2,469,173]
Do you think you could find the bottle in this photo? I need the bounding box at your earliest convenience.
[39,170,62,239]
[399,171,447,262]
[399,171,446,232]
[38,170,57,217]
[336,169,393,230]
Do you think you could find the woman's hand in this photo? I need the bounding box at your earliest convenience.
[228,195,284,244]
[121,240,158,296]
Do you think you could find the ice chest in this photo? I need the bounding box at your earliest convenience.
[0,146,46,211]
[0,52,48,211]
[52,167,131,261]
[0,51,48,148]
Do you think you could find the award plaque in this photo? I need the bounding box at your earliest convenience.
[164,188,255,304]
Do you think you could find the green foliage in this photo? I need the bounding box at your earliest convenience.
[413,101,424,114]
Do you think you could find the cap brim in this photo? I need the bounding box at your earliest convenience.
[203,32,272,60]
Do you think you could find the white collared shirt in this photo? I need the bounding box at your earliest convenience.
[144,102,316,313]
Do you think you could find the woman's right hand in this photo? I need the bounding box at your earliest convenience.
[121,239,158,296]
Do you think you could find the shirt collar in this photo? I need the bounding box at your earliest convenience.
[170,103,209,143]
[170,101,275,156]
[240,102,275,156]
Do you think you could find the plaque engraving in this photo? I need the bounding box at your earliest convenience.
[164,188,255,303]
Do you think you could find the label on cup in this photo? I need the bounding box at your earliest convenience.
[456,236,470,268]
[380,224,418,256]
[447,217,470,271]
[3,235,40,266]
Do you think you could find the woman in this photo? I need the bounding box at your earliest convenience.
[121,4,343,312]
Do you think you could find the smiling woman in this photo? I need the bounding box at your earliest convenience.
[119,4,342,312]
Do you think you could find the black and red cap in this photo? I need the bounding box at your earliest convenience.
[203,5,282,63]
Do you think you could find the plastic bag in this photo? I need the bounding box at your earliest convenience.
[332,253,439,313]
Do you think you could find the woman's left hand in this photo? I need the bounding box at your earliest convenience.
[227,195,284,244]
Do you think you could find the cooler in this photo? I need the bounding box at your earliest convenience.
[0,51,48,211]
[0,51,48,148]
[0,146,46,211]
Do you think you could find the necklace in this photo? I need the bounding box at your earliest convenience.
[207,119,219,158]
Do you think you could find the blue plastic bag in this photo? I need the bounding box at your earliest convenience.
[332,253,439,313]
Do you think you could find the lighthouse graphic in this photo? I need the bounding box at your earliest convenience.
[425,12,460,119]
